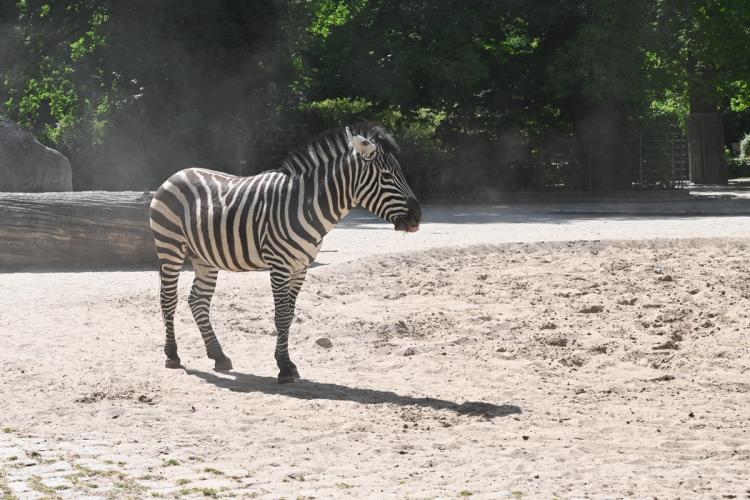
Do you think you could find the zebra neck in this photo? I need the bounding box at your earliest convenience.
[284,146,360,239]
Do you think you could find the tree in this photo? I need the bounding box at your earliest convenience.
[652,0,750,184]
[2,0,295,189]
[3,0,750,194]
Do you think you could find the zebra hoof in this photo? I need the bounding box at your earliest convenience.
[214,356,233,372]
[290,366,301,379]
[278,371,297,384]
[164,358,181,369]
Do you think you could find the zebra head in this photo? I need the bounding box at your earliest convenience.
[347,125,421,233]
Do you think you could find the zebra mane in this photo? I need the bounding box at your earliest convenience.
[280,122,400,175]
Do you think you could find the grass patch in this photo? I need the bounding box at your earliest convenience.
[179,487,218,497]
[163,459,179,467]
[459,491,474,497]
[101,458,127,466]
[1,428,12,434]
[176,479,190,485]
[138,474,162,481]
[65,463,144,496]
[72,463,96,477]
[0,470,19,500]
[28,475,57,496]
[114,478,146,495]
[335,482,353,489]
[202,467,224,475]
[6,457,16,462]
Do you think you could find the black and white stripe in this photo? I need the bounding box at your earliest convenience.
[149,123,421,383]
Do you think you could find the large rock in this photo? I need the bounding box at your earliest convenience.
[0,116,73,192]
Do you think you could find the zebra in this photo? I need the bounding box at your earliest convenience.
[149,123,421,383]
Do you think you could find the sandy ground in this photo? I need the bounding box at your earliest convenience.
[321,205,750,266]
[1,233,750,499]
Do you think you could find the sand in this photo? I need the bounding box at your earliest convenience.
[1,238,749,499]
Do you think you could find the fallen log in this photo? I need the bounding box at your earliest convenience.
[0,191,158,271]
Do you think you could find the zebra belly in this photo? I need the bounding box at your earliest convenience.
[184,205,269,272]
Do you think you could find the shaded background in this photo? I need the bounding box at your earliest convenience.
[1,0,750,198]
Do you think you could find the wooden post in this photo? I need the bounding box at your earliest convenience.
[639,132,643,187]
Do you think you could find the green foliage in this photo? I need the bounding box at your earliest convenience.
[740,133,750,159]
[16,59,79,145]
[69,9,108,61]
[1,0,749,193]
[308,0,365,39]
[301,97,373,125]
[730,81,750,112]
[648,0,750,118]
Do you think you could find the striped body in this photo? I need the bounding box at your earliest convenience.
[149,124,421,382]
[150,166,351,274]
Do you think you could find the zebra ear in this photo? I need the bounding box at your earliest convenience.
[347,127,376,158]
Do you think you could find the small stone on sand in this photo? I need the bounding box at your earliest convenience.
[315,337,332,348]
[578,305,604,314]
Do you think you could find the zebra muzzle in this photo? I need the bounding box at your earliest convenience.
[394,199,421,232]
[394,216,420,233]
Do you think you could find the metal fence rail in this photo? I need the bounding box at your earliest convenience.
[639,133,688,188]
[234,131,689,191]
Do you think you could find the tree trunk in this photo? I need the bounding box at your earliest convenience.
[686,55,727,185]
[0,191,157,271]
[687,112,727,184]
[575,104,630,190]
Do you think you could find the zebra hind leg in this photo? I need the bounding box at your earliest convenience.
[189,259,233,371]
[159,258,185,369]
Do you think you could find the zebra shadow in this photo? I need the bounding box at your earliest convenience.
[184,368,521,419]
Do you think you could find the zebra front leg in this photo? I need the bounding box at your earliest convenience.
[285,268,308,380]
[271,267,299,383]
[189,259,232,371]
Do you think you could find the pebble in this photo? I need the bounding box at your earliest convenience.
[578,305,604,314]
[315,337,332,348]
[652,340,679,350]
[617,296,637,306]
[546,337,568,347]
[403,347,417,356]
